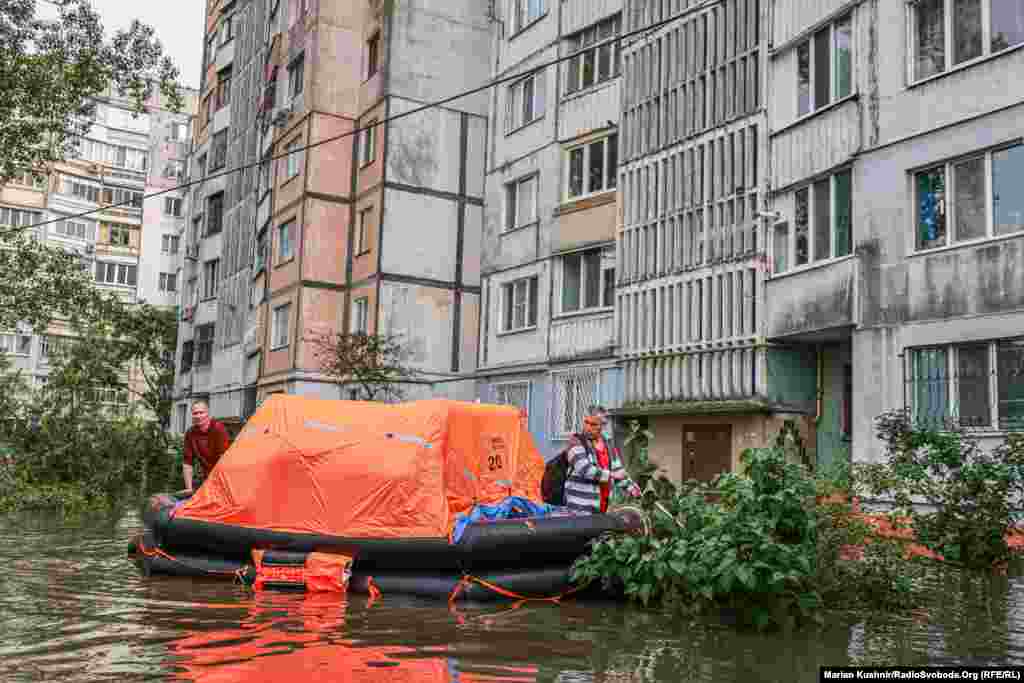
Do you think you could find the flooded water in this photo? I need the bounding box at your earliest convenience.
[0,510,1022,683]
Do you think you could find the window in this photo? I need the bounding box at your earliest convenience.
[504,174,538,232]
[94,261,138,287]
[351,297,369,334]
[107,223,132,247]
[205,193,224,236]
[39,335,66,363]
[277,220,294,262]
[510,0,545,34]
[255,230,268,271]
[566,134,618,199]
[54,219,88,239]
[62,177,100,203]
[195,324,215,366]
[218,12,235,45]
[0,333,32,356]
[366,32,380,79]
[506,72,545,133]
[284,138,303,179]
[796,15,852,117]
[159,272,178,292]
[915,143,1024,251]
[909,338,1024,431]
[164,197,183,217]
[210,131,228,170]
[912,0,1024,81]
[551,366,600,437]
[102,186,144,209]
[775,169,852,273]
[0,206,42,229]
[359,121,377,167]
[170,122,189,142]
[161,234,181,254]
[202,259,220,299]
[494,381,530,417]
[216,67,232,110]
[272,303,291,349]
[288,54,304,98]
[501,276,539,332]
[561,248,614,313]
[565,14,621,95]
[7,169,46,190]
[356,207,371,254]
[181,341,194,374]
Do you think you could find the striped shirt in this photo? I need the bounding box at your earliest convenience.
[563,433,635,514]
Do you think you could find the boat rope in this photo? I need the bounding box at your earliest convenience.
[135,540,240,576]
[447,573,590,606]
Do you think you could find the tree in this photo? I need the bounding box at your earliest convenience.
[0,0,182,185]
[310,331,420,402]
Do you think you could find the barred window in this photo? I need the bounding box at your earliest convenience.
[908,338,1024,431]
[493,381,530,415]
[551,366,601,437]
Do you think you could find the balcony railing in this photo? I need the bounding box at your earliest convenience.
[549,311,615,362]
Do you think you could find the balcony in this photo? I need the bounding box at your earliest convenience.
[765,256,857,343]
[549,311,615,362]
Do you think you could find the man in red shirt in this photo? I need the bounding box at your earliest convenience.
[182,400,230,492]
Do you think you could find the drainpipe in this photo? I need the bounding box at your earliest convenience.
[815,345,823,425]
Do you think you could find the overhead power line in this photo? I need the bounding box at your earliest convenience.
[5,9,688,238]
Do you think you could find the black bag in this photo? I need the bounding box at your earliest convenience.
[541,434,584,506]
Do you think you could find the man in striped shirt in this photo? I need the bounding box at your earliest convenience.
[563,412,641,514]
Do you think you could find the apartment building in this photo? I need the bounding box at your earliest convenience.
[174,0,490,433]
[763,0,1024,466]
[614,0,786,483]
[1,87,195,416]
[476,0,625,458]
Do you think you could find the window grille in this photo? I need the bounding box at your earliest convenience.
[493,381,531,415]
[550,366,602,437]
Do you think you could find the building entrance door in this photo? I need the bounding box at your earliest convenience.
[682,426,733,483]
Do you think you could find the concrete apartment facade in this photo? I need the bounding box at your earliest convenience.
[173,0,490,433]
[763,0,1024,467]
[476,0,625,459]
[1,87,195,416]
[614,0,793,484]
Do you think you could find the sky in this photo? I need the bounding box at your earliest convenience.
[39,0,207,90]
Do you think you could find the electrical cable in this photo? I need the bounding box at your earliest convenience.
[4,8,691,238]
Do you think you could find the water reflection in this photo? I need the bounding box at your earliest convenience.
[0,511,1023,683]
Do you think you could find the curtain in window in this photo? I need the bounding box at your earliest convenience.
[916,0,946,79]
[912,348,948,428]
[917,168,946,249]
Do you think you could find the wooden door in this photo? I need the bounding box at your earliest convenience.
[682,426,733,483]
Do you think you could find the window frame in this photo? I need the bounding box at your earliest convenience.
[509,0,546,36]
[565,133,619,201]
[277,219,295,264]
[271,302,291,350]
[195,324,215,367]
[505,72,545,134]
[205,192,225,236]
[500,275,539,333]
[366,31,381,80]
[359,120,377,167]
[908,0,1024,84]
[0,333,32,356]
[355,207,372,255]
[351,297,369,334]
[558,247,616,315]
[284,138,303,180]
[210,130,228,170]
[796,13,853,118]
[94,261,138,287]
[772,168,853,275]
[913,143,1024,253]
[907,337,1024,432]
[564,14,621,96]
[288,53,304,99]
[201,258,220,300]
[504,173,539,233]
[164,196,183,217]
[159,272,178,293]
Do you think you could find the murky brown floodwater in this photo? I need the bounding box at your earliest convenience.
[0,510,1022,682]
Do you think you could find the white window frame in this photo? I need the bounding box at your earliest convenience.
[796,14,853,118]
[202,259,220,299]
[912,143,1024,253]
[565,133,619,201]
[500,276,539,333]
[359,120,377,167]
[504,173,539,233]
[159,272,177,293]
[95,261,138,287]
[161,234,181,254]
[272,303,291,349]
[564,14,621,96]
[164,196,183,217]
[558,247,616,315]
[908,0,1024,84]
[288,53,304,98]
[277,220,295,263]
[510,0,545,35]
[55,219,88,240]
[107,223,132,247]
[351,297,369,334]
[774,169,853,274]
[505,72,545,134]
